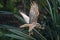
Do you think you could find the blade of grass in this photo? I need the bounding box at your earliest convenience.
[46,0,58,40]
[0,24,36,40]
[52,0,58,40]
[58,0,60,3]
[52,0,57,24]
[0,25,35,40]
[5,34,27,40]
[0,24,17,29]
[46,1,54,40]
[14,14,26,24]
[33,29,47,40]
[8,29,36,40]
[0,11,13,14]
[46,0,54,21]
[58,7,60,9]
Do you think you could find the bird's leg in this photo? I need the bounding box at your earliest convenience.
[20,24,31,28]
[20,23,45,35]
[20,24,33,35]
[28,23,36,35]
[20,23,36,35]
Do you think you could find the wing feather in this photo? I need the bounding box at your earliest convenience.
[19,11,29,23]
[29,2,39,23]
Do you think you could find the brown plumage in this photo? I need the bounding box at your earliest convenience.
[29,2,39,23]
[20,2,42,35]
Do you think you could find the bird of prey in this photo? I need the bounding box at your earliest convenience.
[19,2,44,35]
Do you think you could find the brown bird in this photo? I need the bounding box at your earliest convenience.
[19,2,44,35]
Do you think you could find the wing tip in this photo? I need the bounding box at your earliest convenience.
[19,10,29,23]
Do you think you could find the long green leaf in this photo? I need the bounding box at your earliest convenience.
[46,0,54,21]
[5,34,27,40]
[14,14,26,24]
[33,29,47,40]
[8,29,36,40]
[0,11,13,14]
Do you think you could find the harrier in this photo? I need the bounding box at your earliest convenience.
[19,2,44,35]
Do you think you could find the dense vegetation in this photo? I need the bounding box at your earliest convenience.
[0,0,60,40]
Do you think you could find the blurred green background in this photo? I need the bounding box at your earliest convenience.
[0,0,60,40]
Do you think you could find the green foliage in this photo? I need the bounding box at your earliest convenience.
[0,0,60,40]
[0,3,3,8]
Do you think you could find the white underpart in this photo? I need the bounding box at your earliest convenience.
[19,11,29,23]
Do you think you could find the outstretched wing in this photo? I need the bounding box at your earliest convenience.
[29,2,39,23]
[19,11,29,23]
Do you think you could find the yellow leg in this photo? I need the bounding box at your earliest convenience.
[20,24,31,28]
[20,23,36,35]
